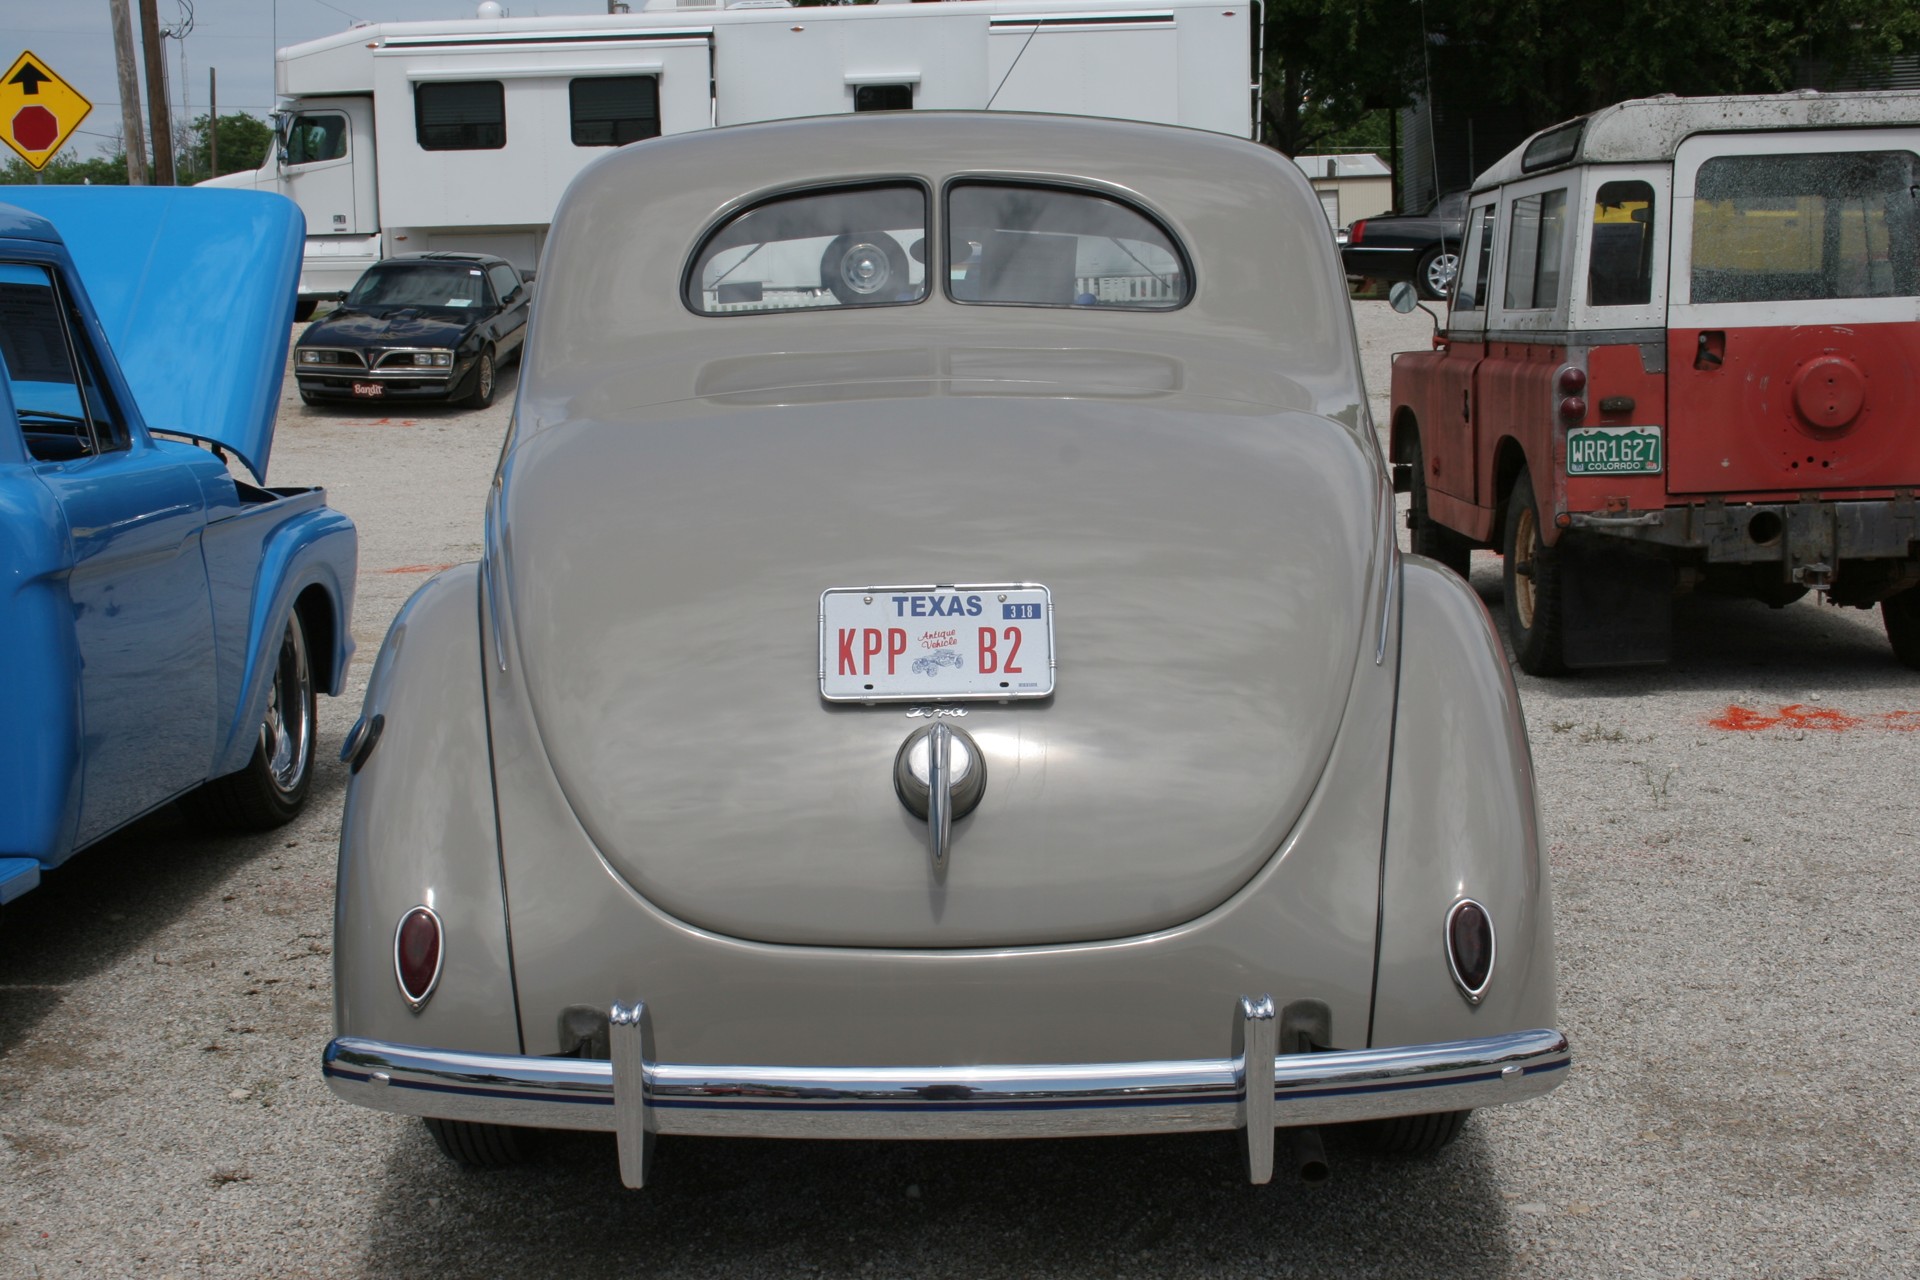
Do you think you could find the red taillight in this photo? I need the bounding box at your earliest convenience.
[395,906,443,1010]
[1446,899,1495,1004]
[1347,220,1366,245]
[1557,367,1587,395]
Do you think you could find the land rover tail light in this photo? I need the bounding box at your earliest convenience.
[1445,899,1495,1004]
[395,905,444,1011]
[1557,368,1587,421]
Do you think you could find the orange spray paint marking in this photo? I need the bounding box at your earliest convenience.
[382,563,456,575]
[1710,703,1897,732]
[1708,705,1780,731]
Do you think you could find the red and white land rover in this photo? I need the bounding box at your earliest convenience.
[1388,91,1920,674]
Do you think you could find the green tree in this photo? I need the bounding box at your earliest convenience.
[1262,0,1920,158]
[183,112,275,182]
[0,152,132,185]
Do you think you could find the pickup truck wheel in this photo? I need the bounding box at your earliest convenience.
[822,232,909,306]
[1406,437,1472,578]
[1416,246,1460,301]
[183,611,316,830]
[1359,1109,1470,1156]
[1883,587,1920,669]
[457,347,497,409]
[424,1117,534,1168]
[1502,469,1569,675]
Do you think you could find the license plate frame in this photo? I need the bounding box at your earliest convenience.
[819,584,1054,703]
[1566,424,1662,476]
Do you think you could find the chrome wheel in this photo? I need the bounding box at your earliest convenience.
[1420,248,1460,300]
[835,241,893,297]
[261,616,313,799]
[477,350,495,401]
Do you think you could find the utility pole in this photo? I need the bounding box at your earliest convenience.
[138,0,175,184]
[208,67,217,178]
[109,0,150,183]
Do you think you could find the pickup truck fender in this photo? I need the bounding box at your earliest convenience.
[334,563,520,1053]
[1372,556,1557,1047]
[209,496,358,779]
[0,465,81,865]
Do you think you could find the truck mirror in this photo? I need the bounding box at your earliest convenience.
[1388,282,1419,313]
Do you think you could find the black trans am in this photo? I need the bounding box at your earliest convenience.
[294,252,529,407]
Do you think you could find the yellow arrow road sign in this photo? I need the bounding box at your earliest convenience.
[1,51,93,171]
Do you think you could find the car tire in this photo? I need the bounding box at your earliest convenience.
[293,299,318,323]
[1501,468,1569,676]
[1359,1109,1470,1156]
[821,232,910,306]
[458,346,497,409]
[1405,435,1472,578]
[1883,587,1920,669]
[423,1117,535,1168]
[182,610,315,830]
[1416,245,1460,301]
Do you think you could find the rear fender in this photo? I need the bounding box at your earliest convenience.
[1372,557,1556,1047]
[0,467,80,864]
[334,564,520,1054]
[210,498,358,777]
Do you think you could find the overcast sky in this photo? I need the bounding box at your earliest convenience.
[8,0,611,160]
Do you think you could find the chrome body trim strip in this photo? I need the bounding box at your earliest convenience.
[323,1026,1570,1142]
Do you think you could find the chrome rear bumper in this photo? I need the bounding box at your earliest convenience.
[323,999,1569,1187]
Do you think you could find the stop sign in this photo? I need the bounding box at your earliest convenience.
[12,104,56,152]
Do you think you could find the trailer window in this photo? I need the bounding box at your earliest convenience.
[854,85,913,112]
[285,113,347,165]
[1503,189,1568,310]
[416,81,505,151]
[1587,180,1655,307]
[570,76,659,147]
[1690,151,1919,303]
[687,183,928,314]
[946,182,1188,309]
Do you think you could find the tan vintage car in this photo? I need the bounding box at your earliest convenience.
[324,112,1568,1187]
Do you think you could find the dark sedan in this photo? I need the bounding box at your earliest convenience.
[1339,191,1467,300]
[295,253,529,407]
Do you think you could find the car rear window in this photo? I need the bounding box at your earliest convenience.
[687,183,929,314]
[946,182,1188,309]
[1690,150,1920,304]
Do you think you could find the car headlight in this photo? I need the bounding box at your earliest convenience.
[413,350,455,368]
[299,349,321,364]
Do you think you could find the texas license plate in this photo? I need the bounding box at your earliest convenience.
[1566,425,1661,475]
[820,584,1054,702]
[351,382,384,398]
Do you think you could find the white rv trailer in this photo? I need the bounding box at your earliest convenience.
[205,0,1263,313]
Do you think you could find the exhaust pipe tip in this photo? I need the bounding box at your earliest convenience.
[1287,1126,1329,1182]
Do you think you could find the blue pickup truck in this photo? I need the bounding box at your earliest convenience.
[0,187,357,906]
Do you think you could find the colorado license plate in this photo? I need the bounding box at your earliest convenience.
[820,584,1054,702]
[1566,425,1661,475]
[351,382,384,398]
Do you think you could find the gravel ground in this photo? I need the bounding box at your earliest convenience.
[2,303,1917,1279]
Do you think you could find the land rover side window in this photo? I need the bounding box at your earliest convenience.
[570,76,659,147]
[285,113,347,165]
[1453,205,1496,311]
[1588,180,1656,306]
[0,262,125,461]
[416,81,505,151]
[1690,151,1920,303]
[946,182,1188,309]
[1503,188,1568,309]
[688,184,928,314]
